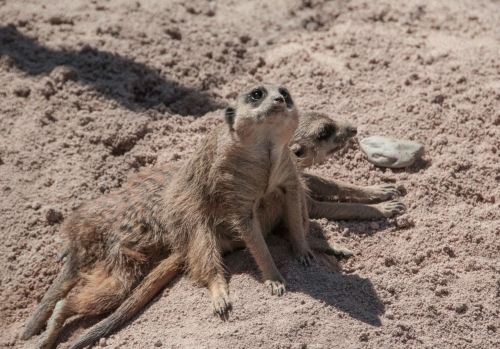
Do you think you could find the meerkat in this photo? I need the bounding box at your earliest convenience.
[22,101,404,349]
[22,83,313,349]
[289,110,405,221]
[62,111,404,348]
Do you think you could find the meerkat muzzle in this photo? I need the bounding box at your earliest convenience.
[272,95,285,104]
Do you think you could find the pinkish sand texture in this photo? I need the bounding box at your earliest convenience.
[1,0,500,348]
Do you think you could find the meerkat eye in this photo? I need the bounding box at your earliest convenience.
[251,89,263,101]
[291,144,306,157]
[280,90,289,99]
[317,124,336,141]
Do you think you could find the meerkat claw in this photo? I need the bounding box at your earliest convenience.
[212,295,231,315]
[265,279,286,296]
[296,250,313,267]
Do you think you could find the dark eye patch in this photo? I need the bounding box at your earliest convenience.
[279,88,294,108]
[317,124,335,141]
[224,107,236,130]
[245,87,267,107]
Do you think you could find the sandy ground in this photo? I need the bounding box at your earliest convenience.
[1,0,500,348]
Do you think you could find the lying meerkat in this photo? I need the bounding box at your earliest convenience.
[22,83,312,349]
[290,110,404,221]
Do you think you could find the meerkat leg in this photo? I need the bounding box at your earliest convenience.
[239,216,286,296]
[302,173,400,202]
[38,266,129,349]
[22,256,79,340]
[283,185,313,266]
[68,253,182,349]
[295,193,353,260]
[308,197,405,220]
[186,230,233,314]
[208,271,231,315]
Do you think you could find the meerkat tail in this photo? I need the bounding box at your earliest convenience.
[21,253,78,340]
[68,253,183,349]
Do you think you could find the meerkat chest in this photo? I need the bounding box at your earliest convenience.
[264,147,294,196]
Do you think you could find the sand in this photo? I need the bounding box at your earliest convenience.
[1,0,499,348]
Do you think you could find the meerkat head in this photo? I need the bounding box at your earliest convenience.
[290,110,357,169]
[224,83,298,141]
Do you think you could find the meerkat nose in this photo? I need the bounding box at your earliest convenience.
[347,124,357,136]
[273,95,285,104]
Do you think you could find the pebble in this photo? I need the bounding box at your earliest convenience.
[359,136,424,168]
[385,310,394,319]
[99,338,106,347]
[396,215,415,228]
[154,340,162,347]
[369,222,379,230]
[45,208,64,225]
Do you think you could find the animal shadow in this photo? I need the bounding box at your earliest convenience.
[0,24,222,116]
[226,232,384,327]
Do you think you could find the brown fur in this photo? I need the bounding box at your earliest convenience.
[290,110,405,221]
[22,105,404,349]
[23,83,312,349]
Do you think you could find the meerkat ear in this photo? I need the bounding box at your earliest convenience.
[290,143,306,157]
[224,107,236,130]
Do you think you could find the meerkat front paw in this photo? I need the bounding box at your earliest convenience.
[211,290,232,315]
[365,184,401,201]
[295,249,314,267]
[374,200,405,218]
[265,277,286,296]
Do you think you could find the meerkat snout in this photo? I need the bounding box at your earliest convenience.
[273,95,285,104]
[346,124,357,137]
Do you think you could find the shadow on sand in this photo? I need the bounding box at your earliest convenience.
[226,228,384,327]
[0,24,222,117]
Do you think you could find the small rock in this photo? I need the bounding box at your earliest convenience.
[99,338,106,347]
[50,66,78,84]
[357,225,364,233]
[359,136,424,168]
[369,222,379,230]
[165,27,182,40]
[13,85,31,98]
[396,215,414,228]
[431,94,445,105]
[32,202,42,210]
[385,310,394,319]
[359,332,369,342]
[154,340,162,347]
[46,208,63,225]
[98,182,110,193]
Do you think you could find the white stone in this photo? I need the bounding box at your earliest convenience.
[359,136,424,168]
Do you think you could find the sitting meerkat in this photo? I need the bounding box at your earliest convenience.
[22,83,312,349]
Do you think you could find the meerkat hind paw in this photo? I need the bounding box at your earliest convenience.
[376,200,405,217]
[368,184,401,201]
[324,244,354,260]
